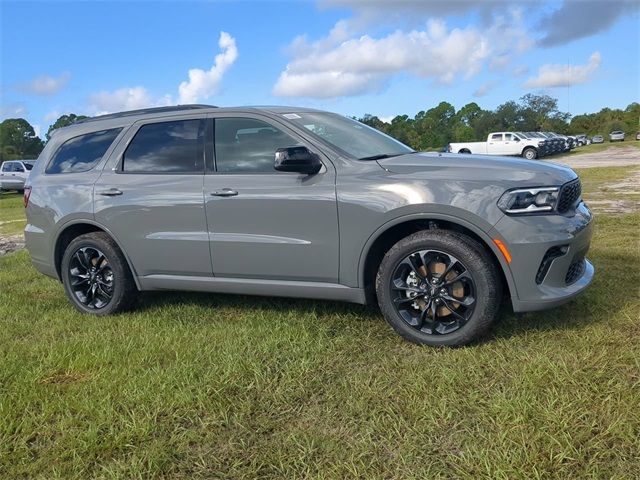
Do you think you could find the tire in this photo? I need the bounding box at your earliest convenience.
[375,230,502,347]
[61,232,137,315]
[459,149,471,154]
[522,147,537,160]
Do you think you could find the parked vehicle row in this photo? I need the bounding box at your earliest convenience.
[24,105,594,347]
[0,159,35,192]
[448,131,576,160]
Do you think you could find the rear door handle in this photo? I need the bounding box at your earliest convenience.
[210,188,238,197]
[97,188,123,196]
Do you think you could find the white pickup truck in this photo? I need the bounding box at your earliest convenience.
[448,132,541,160]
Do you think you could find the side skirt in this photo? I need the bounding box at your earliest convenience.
[138,275,368,305]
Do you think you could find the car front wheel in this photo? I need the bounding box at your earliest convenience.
[376,230,502,347]
[61,232,137,315]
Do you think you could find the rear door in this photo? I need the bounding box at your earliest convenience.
[94,116,211,277]
[203,114,339,283]
[487,133,504,154]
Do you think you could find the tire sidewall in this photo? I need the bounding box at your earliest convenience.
[61,234,129,315]
[376,231,500,346]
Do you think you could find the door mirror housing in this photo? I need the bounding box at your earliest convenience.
[274,146,322,175]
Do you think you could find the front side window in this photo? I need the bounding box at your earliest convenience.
[12,163,25,172]
[123,119,204,173]
[283,112,414,160]
[46,128,122,174]
[214,118,302,173]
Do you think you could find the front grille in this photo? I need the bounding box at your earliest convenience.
[557,178,582,213]
[565,260,585,285]
[536,245,568,284]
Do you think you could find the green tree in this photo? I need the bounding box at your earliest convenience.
[46,113,88,140]
[0,118,44,161]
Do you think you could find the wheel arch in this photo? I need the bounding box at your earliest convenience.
[458,148,471,154]
[53,220,141,289]
[358,213,515,303]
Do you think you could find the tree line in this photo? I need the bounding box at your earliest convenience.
[357,94,639,151]
[0,95,638,160]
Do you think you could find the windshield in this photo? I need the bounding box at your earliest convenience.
[282,112,414,160]
[23,162,35,170]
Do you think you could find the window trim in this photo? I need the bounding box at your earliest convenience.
[44,128,124,175]
[117,118,206,176]
[208,115,322,176]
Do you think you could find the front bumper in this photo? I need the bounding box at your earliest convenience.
[492,202,594,313]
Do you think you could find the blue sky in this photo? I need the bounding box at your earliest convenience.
[1,0,638,137]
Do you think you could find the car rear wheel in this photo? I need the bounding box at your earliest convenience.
[61,232,137,315]
[375,230,502,347]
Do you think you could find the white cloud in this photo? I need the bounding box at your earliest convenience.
[33,124,41,138]
[524,51,601,88]
[88,86,156,115]
[274,20,493,98]
[0,102,27,118]
[512,65,529,77]
[44,110,61,122]
[273,10,531,99]
[178,31,238,104]
[17,72,70,95]
[378,115,395,123]
[473,81,496,97]
[83,32,237,115]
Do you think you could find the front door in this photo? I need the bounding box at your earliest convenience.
[203,116,339,283]
[94,117,210,277]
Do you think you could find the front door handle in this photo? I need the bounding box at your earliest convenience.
[97,188,123,196]
[210,188,238,197]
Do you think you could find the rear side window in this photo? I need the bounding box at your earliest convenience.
[46,128,122,174]
[491,134,502,141]
[122,120,204,173]
[2,162,13,172]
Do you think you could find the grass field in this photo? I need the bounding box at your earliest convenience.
[1,167,639,478]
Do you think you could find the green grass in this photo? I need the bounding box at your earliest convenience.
[1,172,639,478]
[0,192,26,236]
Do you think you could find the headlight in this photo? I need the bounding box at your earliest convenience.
[497,187,559,214]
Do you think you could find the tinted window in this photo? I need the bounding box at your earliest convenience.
[284,112,414,160]
[214,118,302,173]
[23,162,34,171]
[12,163,25,172]
[46,128,122,174]
[123,120,204,173]
[2,162,13,172]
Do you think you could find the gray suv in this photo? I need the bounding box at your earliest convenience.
[24,105,594,346]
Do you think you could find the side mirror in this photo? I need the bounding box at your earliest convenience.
[514,137,520,142]
[274,146,322,175]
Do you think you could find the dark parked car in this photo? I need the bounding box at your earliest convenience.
[24,105,594,347]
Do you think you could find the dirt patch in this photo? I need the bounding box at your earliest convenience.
[40,371,88,385]
[0,233,24,256]
[584,168,640,214]
[547,146,640,169]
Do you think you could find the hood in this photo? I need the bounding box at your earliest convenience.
[376,152,577,187]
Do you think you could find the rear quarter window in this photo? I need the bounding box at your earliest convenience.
[46,128,122,174]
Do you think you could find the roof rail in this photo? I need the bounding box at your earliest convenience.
[75,104,217,124]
